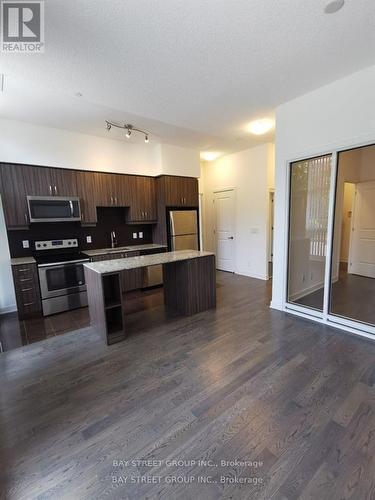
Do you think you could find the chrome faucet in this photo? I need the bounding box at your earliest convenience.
[110,230,117,249]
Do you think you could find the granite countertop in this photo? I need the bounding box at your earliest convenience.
[82,243,167,257]
[84,250,214,274]
[11,257,36,266]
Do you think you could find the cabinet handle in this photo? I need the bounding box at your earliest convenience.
[24,212,28,224]
[81,211,84,220]
[110,196,113,205]
[115,197,117,205]
[19,278,32,282]
[17,268,30,272]
[23,302,35,306]
[49,185,52,195]
[54,186,58,195]
[21,288,32,292]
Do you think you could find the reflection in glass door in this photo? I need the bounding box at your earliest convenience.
[329,145,375,327]
[287,155,332,311]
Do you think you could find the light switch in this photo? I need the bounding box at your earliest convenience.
[133,232,138,239]
[86,236,92,244]
[138,232,143,239]
[22,240,29,249]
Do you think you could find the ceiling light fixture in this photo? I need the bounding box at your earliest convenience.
[324,0,345,14]
[248,118,274,136]
[200,151,223,162]
[105,121,150,143]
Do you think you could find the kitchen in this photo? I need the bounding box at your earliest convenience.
[0,163,204,351]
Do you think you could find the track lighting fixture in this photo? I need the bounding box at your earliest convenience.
[105,121,150,143]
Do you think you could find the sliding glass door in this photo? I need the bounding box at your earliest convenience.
[329,145,375,328]
[286,144,375,337]
[287,155,332,311]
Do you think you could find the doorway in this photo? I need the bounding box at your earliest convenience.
[213,189,235,272]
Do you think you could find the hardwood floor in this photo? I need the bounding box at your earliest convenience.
[1,272,375,499]
[0,307,90,351]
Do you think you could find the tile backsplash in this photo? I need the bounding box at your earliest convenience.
[7,207,154,257]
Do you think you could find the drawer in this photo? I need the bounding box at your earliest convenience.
[12,265,35,279]
[14,287,41,317]
[12,263,42,318]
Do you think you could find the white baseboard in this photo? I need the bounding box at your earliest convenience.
[235,269,268,281]
[0,304,17,315]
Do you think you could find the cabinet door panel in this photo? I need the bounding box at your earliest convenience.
[163,176,198,207]
[0,164,29,227]
[24,166,54,196]
[51,169,77,196]
[116,175,131,207]
[95,173,113,207]
[127,176,157,222]
[76,171,98,223]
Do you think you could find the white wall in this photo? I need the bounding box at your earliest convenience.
[161,143,200,178]
[0,118,201,313]
[272,64,375,310]
[201,143,274,280]
[0,118,161,175]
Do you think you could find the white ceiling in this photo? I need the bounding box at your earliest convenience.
[1,0,374,154]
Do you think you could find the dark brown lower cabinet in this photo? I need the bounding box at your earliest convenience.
[12,263,42,318]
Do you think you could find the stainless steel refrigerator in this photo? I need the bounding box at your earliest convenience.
[169,210,199,251]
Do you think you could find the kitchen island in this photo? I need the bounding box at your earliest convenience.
[84,250,216,344]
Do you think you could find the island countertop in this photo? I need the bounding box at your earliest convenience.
[84,250,215,274]
[82,243,167,257]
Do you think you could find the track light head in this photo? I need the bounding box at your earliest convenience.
[106,122,111,131]
[145,135,149,143]
[126,128,131,138]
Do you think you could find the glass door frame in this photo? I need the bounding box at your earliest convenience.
[284,143,375,340]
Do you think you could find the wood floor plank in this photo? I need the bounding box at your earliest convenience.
[1,271,375,500]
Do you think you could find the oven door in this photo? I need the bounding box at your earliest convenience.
[38,261,88,299]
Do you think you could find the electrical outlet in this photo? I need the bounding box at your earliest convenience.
[133,232,138,239]
[139,232,143,239]
[22,240,29,249]
[86,236,92,244]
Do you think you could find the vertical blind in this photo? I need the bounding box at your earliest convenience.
[305,155,332,258]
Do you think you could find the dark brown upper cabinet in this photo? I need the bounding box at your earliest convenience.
[76,170,99,224]
[95,173,131,208]
[162,176,199,207]
[127,176,157,223]
[0,164,30,228]
[23,166,78,197]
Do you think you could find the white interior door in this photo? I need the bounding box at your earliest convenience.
[349,181,375,278]
[214,190,235,272]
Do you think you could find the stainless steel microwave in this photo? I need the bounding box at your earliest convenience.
[27,196,81,223]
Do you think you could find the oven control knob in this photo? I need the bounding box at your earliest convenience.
[43,243,47,247]
[68,241,71,245]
